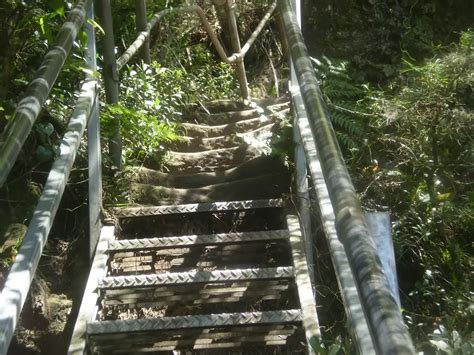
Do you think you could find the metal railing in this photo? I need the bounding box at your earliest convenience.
[0,2,99,353]
[0,0,276,354]
[0,0,416,353]
[0,1,279,352]
[0,0,90,187]
[100,0,277,168]
[0,0,103,352]
[280,0,416,353]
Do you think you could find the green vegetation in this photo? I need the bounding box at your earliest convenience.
[101,63,182,166]
[0,0,472,353]
[312,57,370,153]
[368,34,473,353]
[314,30,473,353]
[0,0,87,272]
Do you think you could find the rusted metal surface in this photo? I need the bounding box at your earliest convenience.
[72,196,317,353]
[89,324,301,352]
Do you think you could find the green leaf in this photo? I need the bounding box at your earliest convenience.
[47,0,65,17]
[436,192,452,202]
[78,30,88,47]
[78,67,99,78]
[87,18,105,35]
[39,16,46,35]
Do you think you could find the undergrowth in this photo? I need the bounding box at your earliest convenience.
[312,56,372,159]
[101,57,237,166]
[368,31,473,354]
[313,31,473,353]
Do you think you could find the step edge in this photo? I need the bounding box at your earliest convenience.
[86,309,302,335]
[108,230,289,251]
[108,198,285,218]
[99,266,294,289]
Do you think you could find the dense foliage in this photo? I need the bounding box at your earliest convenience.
[367,34,473,353]
[303,0,473,82]
[312,23,473,353]
[0,0,87,269]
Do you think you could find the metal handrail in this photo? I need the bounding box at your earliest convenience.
[292,86,376,354]
[0,1,99,352]
[0,0,91,187]
[0,77,98,354]
[278,0,416,353]
[109,0,276,163]
[116,1,277,71]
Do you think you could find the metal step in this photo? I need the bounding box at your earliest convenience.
[89,326,300,352]
[101,280,292,309]
[99,267,294,289]
[109,198,284,218]
[108,230,289,251]
[87,310,302,335]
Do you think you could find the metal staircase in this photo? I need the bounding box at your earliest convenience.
[0,1,416,354]
[70,199,320,353]
[70,90,320,353]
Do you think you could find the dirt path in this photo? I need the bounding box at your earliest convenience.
[128,97,292,205]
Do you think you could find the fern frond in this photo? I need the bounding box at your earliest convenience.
[324,81,366,98]
[330,111,365,138]
[335,131,358,150]
[312,56,373,151]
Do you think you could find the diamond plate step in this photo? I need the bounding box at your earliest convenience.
[89,325,301,352]
[101,280,292,309]
[87,310,302,334]
[109,198,284,218]
[108,230,289,251]
[99,267,294,289]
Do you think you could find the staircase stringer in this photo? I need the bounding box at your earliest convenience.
[69,225,115,355]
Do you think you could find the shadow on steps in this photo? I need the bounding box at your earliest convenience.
[147,144,265,174]
[180,101,290,125]
[128,155,288,189]
[130,171,290,205]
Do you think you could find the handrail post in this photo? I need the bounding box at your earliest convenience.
[290,0,314,281]
[225,0,249,100]
[135,0,151,63]
[97,0,122,170]
[86,0,102,259]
